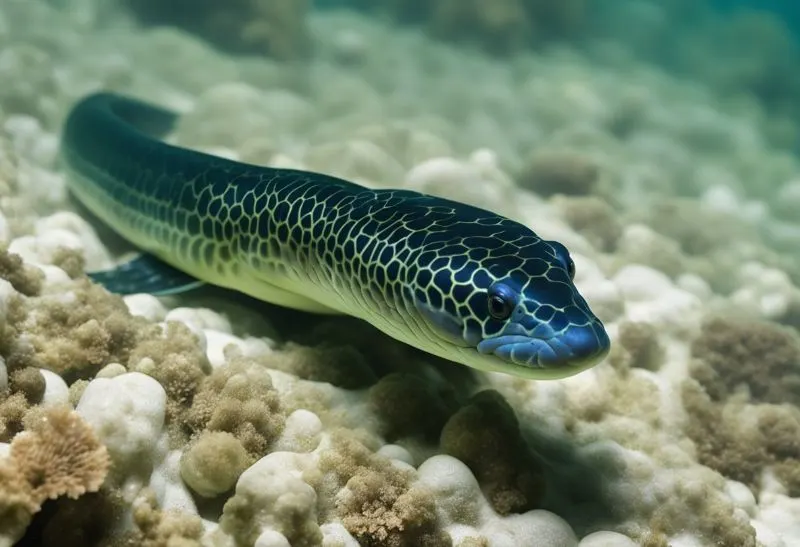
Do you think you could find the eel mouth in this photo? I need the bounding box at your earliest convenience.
[476,325,609,370]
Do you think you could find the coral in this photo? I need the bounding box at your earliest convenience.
[516,148,599,198]
[440,390,545,515]
[186,358,285,458]
[8,366,45,403]
[555,196,622,252]
[0,392,29,442]
[128,320,209,432]
[758,405,800,497]
[219,451,322,547]
[647,462,758,546]
[272,409,323,453]
[338,471,444,547]
[76,372,167,479]
[609,321,665,373]
[0,406,110,544]
[613,224,689,280]
[295,318,412,380]
[690,317,800,405]
[180,431,251,498]
[317,431,450,546]
[12,405,109,503]
[611,263,704,336]
[0,455,36,545]
[122,0,312,60]
[48,245,86,279]
[681,380,767,490]
[0,246,42,296]
[127,492,204,547]
[20,280,143,381]
[367,372,456,441]
[566,368,664,431]
[683,381,800,497]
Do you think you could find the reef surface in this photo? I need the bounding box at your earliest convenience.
[1,1,800,546]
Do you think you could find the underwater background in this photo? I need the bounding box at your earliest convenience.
[1,0,800,546]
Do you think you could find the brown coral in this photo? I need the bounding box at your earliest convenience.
[129,493,204,547]
[128,320,208,433]
[316,431,450,547]
[609,321,665,373]
[440,390,546,515]
[0,455,37,543]
[180,431,251,498]
[0,246,43,297]
[681,380,767,489]
[368,372,456,441]
[18,280,144,382]
[0,406,111,544]
[9,366,45,403]
[0,392,29,442]
[185,357,284,458]
[689,317,800,405]
[683,379,800,497]
[11,406,110,503]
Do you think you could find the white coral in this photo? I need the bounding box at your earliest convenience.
[76,372,168,477]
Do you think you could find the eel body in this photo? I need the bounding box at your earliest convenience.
[61,92,610,379]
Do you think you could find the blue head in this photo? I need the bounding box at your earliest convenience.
[406,218,610,379]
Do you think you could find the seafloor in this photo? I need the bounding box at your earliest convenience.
[1,1,800,546]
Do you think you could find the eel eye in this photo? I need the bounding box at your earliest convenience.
[566,257,576,280]
[487,292,514,320]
